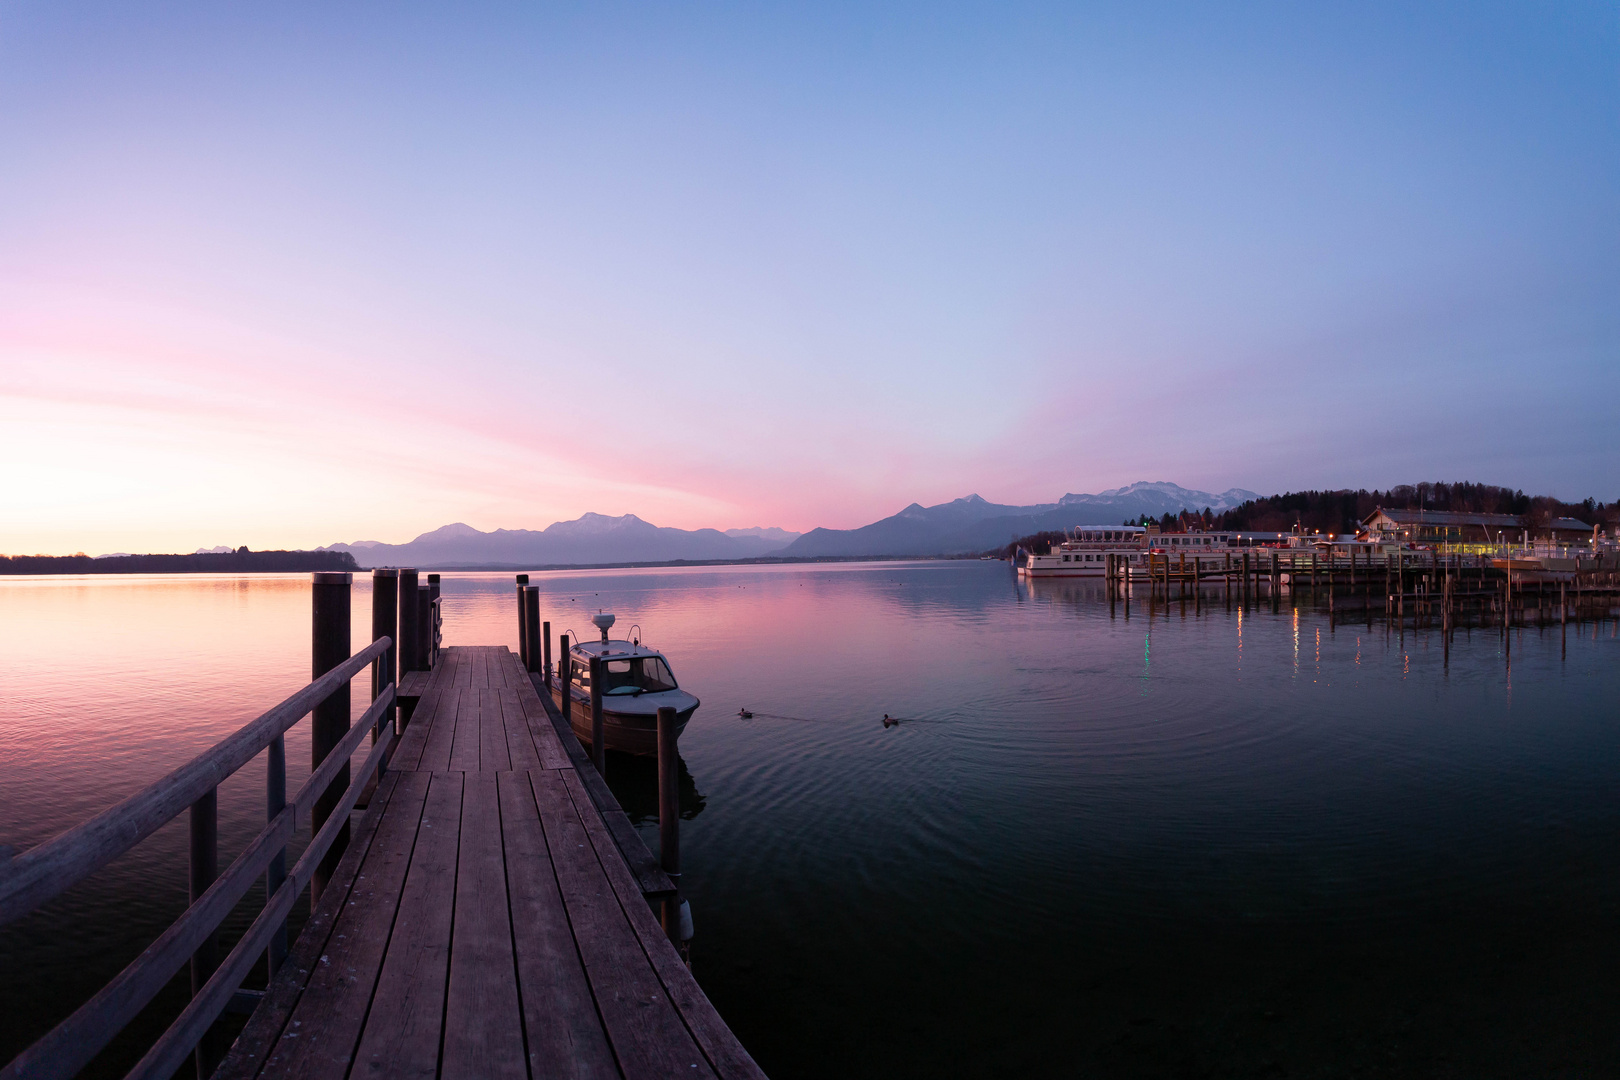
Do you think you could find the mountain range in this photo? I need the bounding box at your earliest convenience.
[778,481,1258,558]
[323,482,1256,567]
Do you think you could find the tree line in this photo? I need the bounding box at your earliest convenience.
[1001,481,1616,556]
[0,549,361,575]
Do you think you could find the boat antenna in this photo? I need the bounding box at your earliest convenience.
[626,623,642,646]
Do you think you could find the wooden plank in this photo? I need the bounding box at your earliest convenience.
[508,662,572,771]
[387,685,441,772]
[529,769,715,1080]
[217,769,403,1080]
[478,688,513,772]
[498,687,544,771]
[562,769,767,1080]
[441,772,525,1079]
[350,772,464,1080]
[397,670,432,701]
[530,674,674,898]
[448,684,482,772]
[487,646,511,689]
[416,687,462,773]
[256,770,432,1080]
[497,771,619,1080]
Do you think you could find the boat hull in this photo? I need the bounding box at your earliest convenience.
[553,685,697,756]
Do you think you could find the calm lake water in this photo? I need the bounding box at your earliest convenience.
[4,562,1619,1078]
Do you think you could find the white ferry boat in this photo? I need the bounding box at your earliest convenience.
[1019,527,1241,578]
[1019,525,1149,578]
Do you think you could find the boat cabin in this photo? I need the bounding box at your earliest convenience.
[568,640,681,697]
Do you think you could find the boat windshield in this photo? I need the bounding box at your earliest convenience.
[596,655,678,696]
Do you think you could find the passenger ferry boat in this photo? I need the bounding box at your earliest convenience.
[1019,527,1240,577]
[1019,525,1149,577]
[553,613,700,756]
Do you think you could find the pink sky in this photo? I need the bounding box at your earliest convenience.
[3,5,1615,555]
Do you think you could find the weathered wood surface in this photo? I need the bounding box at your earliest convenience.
[222,646,762,1080]
[397,669,432,701]
[529,671,677,899]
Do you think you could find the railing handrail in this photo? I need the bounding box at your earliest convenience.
[0,635,390,926]
[0,683,396,1080]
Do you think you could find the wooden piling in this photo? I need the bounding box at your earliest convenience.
[310,571,352,907]
[371,568,398,765]
[657,705,681,945]
[558,633,571,713]
[588,655,605,777]
[523,587,542,673]
[542,621,552,689]
[397,568,419,674]
[516,574,530,667]
[417,585,433,670]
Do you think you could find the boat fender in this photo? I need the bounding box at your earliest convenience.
[678,899,694,942]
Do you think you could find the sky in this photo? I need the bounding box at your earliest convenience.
[2,2,1616,554]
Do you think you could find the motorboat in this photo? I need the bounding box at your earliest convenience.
[553,612,700,756]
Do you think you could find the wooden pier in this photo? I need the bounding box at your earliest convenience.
[0,573,765,1080]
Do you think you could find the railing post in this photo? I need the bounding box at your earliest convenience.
[542,621,552,689]
[398,568,419,674]
[427,575,441,668]
[266,733,288,977]
[523,587,542,673]
[372,568,398,751]
[589,655,606,777]
[516,574,530,667]
[657,706,682,946]
[311,571,352,908]
[188,786,219,1079]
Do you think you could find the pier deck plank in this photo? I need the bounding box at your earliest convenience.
[222,646,765,1080]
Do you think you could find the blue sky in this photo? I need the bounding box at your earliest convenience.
[1,2,1615,551]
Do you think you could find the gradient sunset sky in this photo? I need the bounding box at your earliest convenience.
[3,3,1616,554]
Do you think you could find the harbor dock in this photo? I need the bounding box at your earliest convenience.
[0,573,765,1080]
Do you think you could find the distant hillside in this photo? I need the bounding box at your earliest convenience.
[0,549,359,574]
[324,514,795,568]
[780,483,1259,558]
[1210,483,1617,535]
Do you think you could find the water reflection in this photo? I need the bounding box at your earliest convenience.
[604,750,707,824]
[5,564,1620,1079]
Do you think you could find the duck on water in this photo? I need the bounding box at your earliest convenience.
[554,612,700,756]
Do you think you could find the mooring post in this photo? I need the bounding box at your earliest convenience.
[657,705,682,945]
[558,633,571,723]
[417,585,433,670]
[589,655,606,776]
[542,621,552,689]
[188,783,220,1079]
[516,574,530,667]
[398,568,419,674]
[523,586,542,673]
[311,571,352,909]
[372,568,398,752]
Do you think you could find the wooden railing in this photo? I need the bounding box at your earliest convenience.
[0,568,431,1080]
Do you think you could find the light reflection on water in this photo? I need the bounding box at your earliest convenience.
[3,564,1620,1078]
